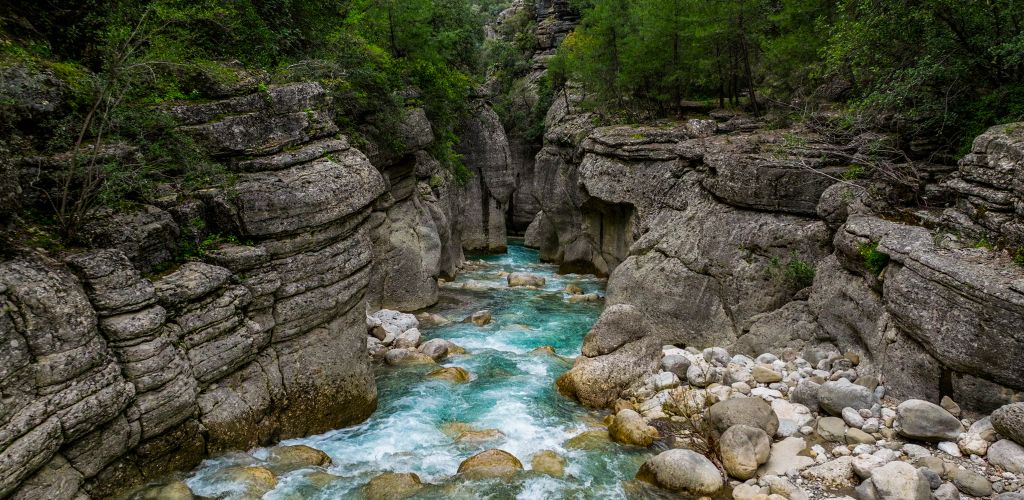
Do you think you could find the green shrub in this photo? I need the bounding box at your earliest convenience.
[785,257,816,289]
[858,242,891,275]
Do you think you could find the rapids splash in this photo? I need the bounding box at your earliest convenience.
[184,242,655,498]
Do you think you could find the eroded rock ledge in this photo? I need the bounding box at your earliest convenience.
[0,78,524,498]
[542,103,1024,414]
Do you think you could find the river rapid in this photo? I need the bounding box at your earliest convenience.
[184,242,659,499]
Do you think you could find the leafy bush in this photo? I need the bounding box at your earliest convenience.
[858,242,891,275]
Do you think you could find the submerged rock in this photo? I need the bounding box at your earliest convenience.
[507,272,546,287]
[362,472,423,500]
[456,449,524,478]
[468,310,493,326]
[426,367,471,383]
[264,445,332,474]
[636,449,723,495]
[212,466,277,498]
[530,450,566,477]
[564,430,611,450]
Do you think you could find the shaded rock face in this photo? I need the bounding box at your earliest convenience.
[942,123,1024,243]
[0,82,391,498]
[457,102,515,252]
[532,91,1024,410]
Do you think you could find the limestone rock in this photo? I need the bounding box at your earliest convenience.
[507,272,546,287]
[993,403,1024,447]
[457,449,524,478]
[362,472,423,500]
[426,367,471,384]
[264,445,332,474]
[531,450,566,477]
[818,379,876,416]
[895,400,964,442]
[635,449,723,496]
[719,425,771,480]
[865,461,931,500]
[608,409,659,447]
[988,439,1024,474]
[708,397,780,437]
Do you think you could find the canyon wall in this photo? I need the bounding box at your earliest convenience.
[0,79,518,498]
[543,99,1024,414]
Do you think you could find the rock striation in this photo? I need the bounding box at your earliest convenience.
[0,81,480,498]
[542,100,1024,413]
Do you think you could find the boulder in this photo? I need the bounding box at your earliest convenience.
[800,456,857,489]
[952,469,992,497]
[507,272,546,287]
[426,367,471,383]
[719,425,771,480]
[818,379,875,416]
[752,364,783,384]
[469,310,492,326]
[384,349,435,366]
[790,380,821,413]
[417,338,449,361]
[817,417,848,443]
[530,450,566,477]
[213,466,277,498]
[772,399,813,438]
[362,472,423,500]
[557,336,660,408]
[608,409,659,447]
[988,439,1024,474]
[635,449,723,496]
[457,449,524,478]
[895,400,964,442]
[580,304,652,358]
[708,397,780,437]
[264,445,332,474]
[992,403,1024,446]
[394,328,422,349]
[864,461,931,500]
[959,417,997,456]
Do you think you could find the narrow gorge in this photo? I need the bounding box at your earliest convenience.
[2,1,1024,499]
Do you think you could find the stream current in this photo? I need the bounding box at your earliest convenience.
[185,242,656,499]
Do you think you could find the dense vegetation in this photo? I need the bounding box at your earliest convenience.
[0,0,502,240]
[556,0,1024,154]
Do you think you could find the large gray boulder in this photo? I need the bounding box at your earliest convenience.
[636,449,723,495]
[895,399,964,442]
[992,403,1024,446]
[708,397,780,437]
[719,425,771,480]
[818,379,876,416]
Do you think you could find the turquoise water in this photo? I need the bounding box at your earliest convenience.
[185,243,654,498]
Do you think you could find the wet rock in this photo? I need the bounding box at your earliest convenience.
[531,450,566,477]
[394,328,422,349]
[264,445,332,474]
[426,367,471,383]
[384,349,435,366]
[457,449,524,478]
[564,430,611,450]
[818,379,876,416]
[468,310,493,326]
[417,339,450,361]
[608,409,659,447]
[719,425,771,480]
[507,272,546,287]
[895,400,964,442]
[993,403,1024,446]
[455,429,505,442]
[213,466,278,498]
[988,440,1024,474]
[129,481,195,500]
[362,472,423,500]
[709,397,780,437]
[635,449,723,495]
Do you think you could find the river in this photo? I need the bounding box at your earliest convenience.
[183,242,656,499]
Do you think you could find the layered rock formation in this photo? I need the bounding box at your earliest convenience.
[545,104,1024,413]
[0,81,488,497]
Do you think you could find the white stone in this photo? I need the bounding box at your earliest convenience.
[772,399,813,438]
[902,443,931,459]
[652,371,680,391]
[937,441,962,457]
[842,407,865,428]
[751,387,783,400]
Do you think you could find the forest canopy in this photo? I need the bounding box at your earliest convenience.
[557,0,1024,153]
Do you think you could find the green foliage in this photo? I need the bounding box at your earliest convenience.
[858,242,890,275]
[767,253,816,290]
[1013,248,1024,267]
[841,164,866,180]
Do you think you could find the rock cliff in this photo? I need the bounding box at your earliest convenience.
[543,99,1024,413]
[0,80,509,497]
